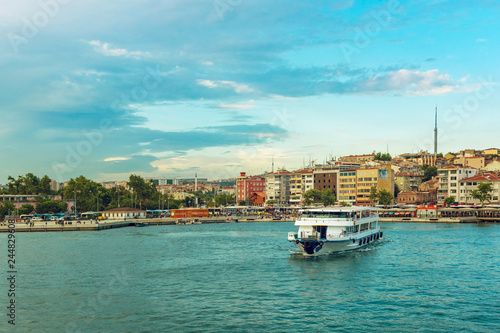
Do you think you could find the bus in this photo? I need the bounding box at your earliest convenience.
[81,212,102,220]
[20,214,34,222]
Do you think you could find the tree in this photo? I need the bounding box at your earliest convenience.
[378,189,393,205]
[444,196,455,207]
[19,204,35,215]
[215,194,234,207]
[320,189,336,206]
[35,200,67,214]
[340,201,351,207]
[128,174,157,204]
[369,186,378,205]
[0,202,15,218]
[238,200,247,206]
[423,165,438,182]
[394,184,401,198]
[303,189,321,205]
[374,152,392,161]
[471,183,493,206]
[266,199,278,205]
[63,176,106,212]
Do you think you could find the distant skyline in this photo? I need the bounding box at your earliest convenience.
[1,0,499,183]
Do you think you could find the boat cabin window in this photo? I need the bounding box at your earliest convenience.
[303,211,351,218]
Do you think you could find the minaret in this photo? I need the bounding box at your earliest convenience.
[434,105,438,162]
[195,172,198,207]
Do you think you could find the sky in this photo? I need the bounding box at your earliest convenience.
[1,0,499,183]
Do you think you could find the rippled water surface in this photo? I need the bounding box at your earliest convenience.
[5,222,500,332]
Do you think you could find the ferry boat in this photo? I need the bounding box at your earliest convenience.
[288,206,383,255]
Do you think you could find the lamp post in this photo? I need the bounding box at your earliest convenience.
[74,188,77,218]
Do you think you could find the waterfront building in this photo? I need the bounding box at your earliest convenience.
[289,170,308,205]
[395,172,424,192]
[265,171,291,205]
[301,170,314,196]
[437,165,477,202]
[249,192,266,206]
[313,169,338,198]
[355,164,394,206]
[458,174,500,204]
[236,172,265,204]
[338,169,357,205]
[101,207,146,220]
[397,191,434,205]
[0,195,74,212]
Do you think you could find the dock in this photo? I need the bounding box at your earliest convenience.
[0,217,294,233]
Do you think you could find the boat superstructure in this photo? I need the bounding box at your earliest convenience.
[288,206,383,255]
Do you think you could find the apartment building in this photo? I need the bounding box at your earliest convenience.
[265,171,291,204]
[313,170,338,197]
[289,169,313,205]
[236,172,265,203]
[395,172,424,192]
[458,174,500,204]
[338,169,357,205]
[356,164,394,206]
[437,166,477,202]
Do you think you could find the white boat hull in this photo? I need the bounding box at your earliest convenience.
[291,229,383,256]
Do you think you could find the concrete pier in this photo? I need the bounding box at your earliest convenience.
[0,216,295,233]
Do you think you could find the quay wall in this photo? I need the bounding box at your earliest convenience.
[1,216,498,233]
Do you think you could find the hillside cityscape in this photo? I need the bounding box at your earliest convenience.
[1,147,499,218]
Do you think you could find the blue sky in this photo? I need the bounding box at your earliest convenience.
[1,0,499,183]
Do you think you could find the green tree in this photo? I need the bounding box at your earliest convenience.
[63,176,106,212]
[471,183,493,206]
[19,204,35,215]
[422,165,438,182]
[215,194,234,207]
[320,189,336,206]
[369,186,378,205]
[128,174,157,204]
[340,201,351,207]
[374,152,392,161]
[444,196,455,207]
[0,202,16,218]
[35,200,67,214]
[303,189,321,205]
[238,200,247,206]
[266,199,278,205]
[378,189,393,205]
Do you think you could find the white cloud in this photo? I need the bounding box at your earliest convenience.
[196,79,254,93]
[87,40,151,59]
[104,157,131,162]
[268,94,300,101]
[362,69,465,96]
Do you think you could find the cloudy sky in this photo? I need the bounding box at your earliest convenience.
[1,0,499,183]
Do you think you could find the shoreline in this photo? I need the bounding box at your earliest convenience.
[1,216,498,233]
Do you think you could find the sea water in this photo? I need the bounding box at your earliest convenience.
[2,222,499,332]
